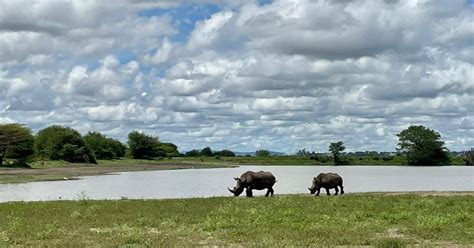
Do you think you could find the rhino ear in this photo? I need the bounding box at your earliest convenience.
[234,177,240,181]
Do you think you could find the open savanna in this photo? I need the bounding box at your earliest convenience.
[0,193,472,247]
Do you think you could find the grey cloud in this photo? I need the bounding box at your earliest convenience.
[0,0,472,153]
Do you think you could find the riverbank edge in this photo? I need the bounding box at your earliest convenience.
[1,191,472,204]
[1,159,471,184]
[0,162,236,184]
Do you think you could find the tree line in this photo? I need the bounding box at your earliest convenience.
[0,123,472,166]
[0,124,183,166]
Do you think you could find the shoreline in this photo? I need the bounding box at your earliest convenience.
[1,191,472,204]
[0,162,234,184]
[0,161,471,184]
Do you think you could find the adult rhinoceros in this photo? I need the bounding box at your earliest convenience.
[228,171,276,197]
[308,173,344,196]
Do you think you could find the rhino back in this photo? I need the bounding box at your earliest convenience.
[242,171,276,189]
[317,173,342,187]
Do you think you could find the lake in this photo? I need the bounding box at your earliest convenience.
[0,166,473,202]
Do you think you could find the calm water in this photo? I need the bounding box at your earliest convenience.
[0,166,473,202]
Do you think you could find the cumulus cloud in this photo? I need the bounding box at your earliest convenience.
[0,0,472,153]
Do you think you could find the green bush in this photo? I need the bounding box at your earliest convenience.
[35,125,96,164]
[382,156,393,161]
[127,131,167,159]
[0,123,35,166]
[185,149,200,157]
[216,149,235,157]
[200,147,213,157]
[84,132,126,160]
[157,143,179,157]
[256,149,270,157]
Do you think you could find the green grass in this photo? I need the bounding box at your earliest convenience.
[0,194,472,247]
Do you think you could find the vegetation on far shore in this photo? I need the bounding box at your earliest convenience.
[173,154,466,166]
[0,154,465,184]
[1,123,472,172]
[0,194,472,247]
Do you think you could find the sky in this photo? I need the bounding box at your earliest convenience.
[0,0,473,153]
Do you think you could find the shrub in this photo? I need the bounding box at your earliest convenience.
[35,125,96,163]
[200,147,213,157]
[0,123,35,166]
[84,132,126,160]
[256,149,270,157]
[185,149,200,157]
[215,149,235,157]
[157,143,180,157]
[127,131,167,159]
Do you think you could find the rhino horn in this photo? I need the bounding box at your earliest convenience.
[228,187,236,193]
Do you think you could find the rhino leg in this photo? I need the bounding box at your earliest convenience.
[340,185,344,195]
[315,188,321,196]
[265,187,274,197]
[326,188,331,196]
[334,187,339,195]
[246,188,253,197]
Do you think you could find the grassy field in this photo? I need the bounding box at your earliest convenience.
[0,194,472,247]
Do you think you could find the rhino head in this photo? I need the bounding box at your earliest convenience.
[308,177,319,194]
[228,177,245,196]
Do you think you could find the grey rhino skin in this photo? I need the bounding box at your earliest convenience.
[228,171,276,197]
[308,173,344,196]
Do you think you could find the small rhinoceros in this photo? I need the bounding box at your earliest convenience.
[308,173,344,196]
[228,171,276,197]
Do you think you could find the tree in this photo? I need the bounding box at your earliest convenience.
[329,141,345,165]
[396,125,450,165]
[200,147,213,157]
[256,149,270,157]
[0,123,35,165]
[157,143,180,157]
[35,125,96,163]
[217,149,235,157]
[185,149,200,157]
[84,132,127,160]
[127,131,165,159]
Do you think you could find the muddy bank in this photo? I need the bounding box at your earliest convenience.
[0,163,230,184]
